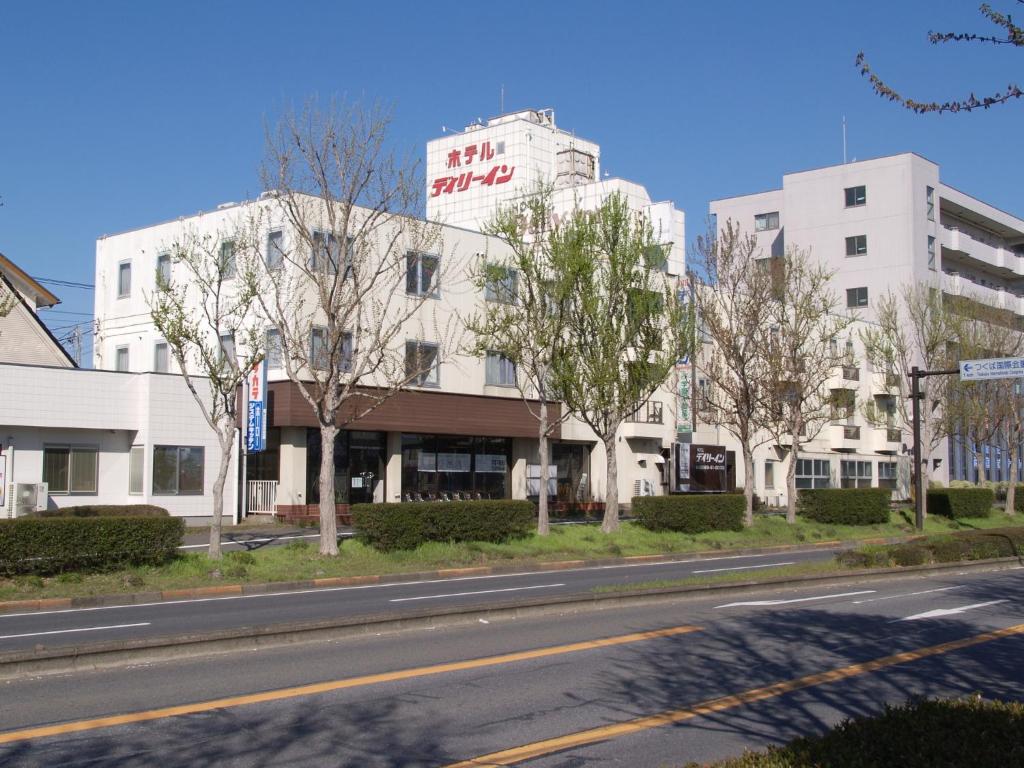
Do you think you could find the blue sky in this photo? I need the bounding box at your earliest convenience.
[2,1,1020,361]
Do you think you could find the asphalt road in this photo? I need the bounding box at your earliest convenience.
[0,548,832,652]
[0,566,1021,766]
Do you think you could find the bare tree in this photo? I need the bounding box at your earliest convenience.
[861,284,957,516]
[466,190,573,535]
[552,193,692,533]
[147,225,264,559]
[761,248,856,523]
[856,2,1023,113]
[258,99,457,556]
[692,220,776,526]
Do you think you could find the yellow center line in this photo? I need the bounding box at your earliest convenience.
[444,622,1024,768]
[0,624,702,745]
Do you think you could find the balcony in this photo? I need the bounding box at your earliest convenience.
[942,223,1016,274]
[829,423,862,451]
[887,427,902,443]
[842,365,860,381]
[843,425,861,440]
[941,271,1024,316]
[622,400,666,439]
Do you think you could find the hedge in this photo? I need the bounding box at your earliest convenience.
[631,494,744,534]
[1013,486,1024,513]
[797,488,890,525]
[33,504,169,518]
[0,516,185,576]
[351,500,535,552]
[927,487,994,519]
[837,527,1024,569]
[690,697,1024,768]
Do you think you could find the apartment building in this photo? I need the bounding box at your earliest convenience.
[708,153,1024,502]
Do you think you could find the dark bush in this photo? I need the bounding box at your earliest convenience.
[797,488,890,525]
[33,504,169,518]
[842,527,1024,570]
[0,516,185,576]
[891,543,929,566]
[631,494,745,534]
[351,500,535,552]
[928,538,967,563]
[690,697,1024,767]
[1014,486,1024,513]
[927,488,994,519]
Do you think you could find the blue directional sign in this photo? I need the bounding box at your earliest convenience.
[959,357,1024,382]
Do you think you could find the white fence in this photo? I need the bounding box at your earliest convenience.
[247,480,278,515]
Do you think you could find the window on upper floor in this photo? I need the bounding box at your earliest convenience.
[117,261,132,299]
[266,230,285,270]
[154,341,170,373]
[847,287,869,308]
[485,264,518,303]
[928,236,936,270]
[310,327,352,372]
[219,332,236,365]
[845,235,867,256]
[844,185,866,207]
[754,212,780,232]
[115,345,130,372]
[485,351,517,387]
[926,187,935,221]
[219,241,236,280]
[265,328,282,369]
[405,340,439,386]
[43,445,98,495]
[310,231,352,274]
[406,251,440,297]
[156,253,171,287]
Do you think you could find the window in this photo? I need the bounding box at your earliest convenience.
[485,264,518,303]
[754,212,780,232]
[406,251,440,297]
[927,235,936,270]
[156,253,171,287]
[764,460,775,489]
[117,261,132,298]
[43,446,98,494]
[926,186,935,221]
[310,231,349,273]
[846,287,868,308]
[154,342,169,373]
[845,235,867,256]
[266,230,284,270]
[115,345,130,372]
[795,458,831,489]
[266,328,282,369]
[310,328,352,371]
[219,332,236,364]
[830,389,856,421]
[878,461,899,490]
[495,141,506,155]
[406,341,439,386]
[840,460,872,489]
[844,185,866,207]
[129,445,144,495]
[152,446,204,495]
[485,351,516,387]
[219,241,236,279]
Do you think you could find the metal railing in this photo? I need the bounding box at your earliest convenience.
[626,400,664,424]
[247,480,278,514]
[842,365,860,381]
[842,425,861,440]
[887,428,902,443]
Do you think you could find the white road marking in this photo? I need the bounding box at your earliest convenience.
[178,533,330,550]
[852,586,965,604]
[899,600,1009,621]
[0,551,827,620]
[693,561,796,574]
[715,590,876,609]
[0,622,150,641]
[389,584,566,603]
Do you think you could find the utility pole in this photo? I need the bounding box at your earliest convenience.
[909,365,959,531]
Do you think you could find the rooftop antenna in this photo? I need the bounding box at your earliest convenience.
[500,84,504,113]
[842,115,848,164]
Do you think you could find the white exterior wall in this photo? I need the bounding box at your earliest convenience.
[0,364,235,520]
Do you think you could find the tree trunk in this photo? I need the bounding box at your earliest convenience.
[601,434,619,533]
[975,446,985,485]
[537,400,550,536]
[742,444,755,527]
[208,423,233,560]
[1007,437,1018,517]
[786,446,798,525]
[319,423,340,556]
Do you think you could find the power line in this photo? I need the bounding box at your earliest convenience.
[32,276,95,289]
[38,309,93,316]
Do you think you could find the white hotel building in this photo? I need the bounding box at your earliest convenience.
[707,152,1024,503]
[90,109,686,522]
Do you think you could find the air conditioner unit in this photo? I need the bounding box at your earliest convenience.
[15,483,48,516]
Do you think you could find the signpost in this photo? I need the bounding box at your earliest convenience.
[959,356,1024,381]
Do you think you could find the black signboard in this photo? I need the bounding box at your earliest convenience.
[689,444,729,492]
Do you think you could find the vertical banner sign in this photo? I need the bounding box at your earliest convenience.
[246,360,267,453]
[675,279,693,438]
[0,451,6,509]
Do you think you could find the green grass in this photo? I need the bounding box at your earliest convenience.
[1,511,1020,603]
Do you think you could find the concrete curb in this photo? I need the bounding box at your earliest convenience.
[0,536,896,615]
[0,555,1018,681]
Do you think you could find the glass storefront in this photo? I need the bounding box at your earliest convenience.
[306,429,386,505]
[528,442,592,504]
[246,427,281,481]
[401,434,511,500]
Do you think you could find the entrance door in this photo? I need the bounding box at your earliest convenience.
[348,431,385,504]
